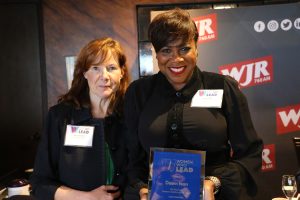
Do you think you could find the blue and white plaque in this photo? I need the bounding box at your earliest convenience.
[148,148,206,200]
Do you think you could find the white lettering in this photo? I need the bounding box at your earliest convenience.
[221,64,253,86]
[254,60,269,78]
[195,19,214,36]
[221,60,271,87]
[279,109,300,127]
[176,167,194,173]
[179,182,188,186]
[165,181,178,186]
[240,63,254,86]
[262,149,272,164]
[254,76,271,83]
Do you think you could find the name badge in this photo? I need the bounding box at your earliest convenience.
[191,89,223,108]
[64,125,94,147]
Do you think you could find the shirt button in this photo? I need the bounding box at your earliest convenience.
[172,133,178,139]
[170,123,177,130]
[176,92,181,97]
[110,146,117,151]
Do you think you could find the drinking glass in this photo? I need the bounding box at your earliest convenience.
[282,175,297,200]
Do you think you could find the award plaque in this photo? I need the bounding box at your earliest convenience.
[148,148,206,200]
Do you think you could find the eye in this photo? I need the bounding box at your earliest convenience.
[179,47,191,54]
[107,65,118,72]
[90,66,100,72]
[160,48,171,54]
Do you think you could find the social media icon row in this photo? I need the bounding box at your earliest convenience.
[254,18,300,32]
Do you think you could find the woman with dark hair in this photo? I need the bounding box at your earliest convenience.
[30,37,130,200]
[124,8,263,200]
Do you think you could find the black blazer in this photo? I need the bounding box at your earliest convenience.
[30,103,128,200]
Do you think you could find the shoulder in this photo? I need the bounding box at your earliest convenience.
[126,74,159,100]
[201,71,225,89]
[201,71,239,89]
[202,71,224,80]
[128,74,158,92]
[48,102,75,120]
[124,74,160,115]
[49,102,73,113]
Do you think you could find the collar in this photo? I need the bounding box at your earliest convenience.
[70,106,93,125]
[157,67,203,101]
[69,105,118,125]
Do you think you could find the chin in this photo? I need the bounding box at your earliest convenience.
[102,91,114,98]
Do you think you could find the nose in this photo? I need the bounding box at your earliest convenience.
[99,68,109,81]
[170,50,183,61]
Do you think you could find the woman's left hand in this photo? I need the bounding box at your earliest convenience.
[139,188,148,200]
[203,179,215,200]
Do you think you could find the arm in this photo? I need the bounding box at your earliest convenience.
[30,107,63,200]
[124,81,150,196]
[223,76,263,195]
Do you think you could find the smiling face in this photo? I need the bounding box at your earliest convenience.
[84,50,123,101]
[156,38,197,91]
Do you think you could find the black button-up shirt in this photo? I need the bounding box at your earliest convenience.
[124,68,263,199]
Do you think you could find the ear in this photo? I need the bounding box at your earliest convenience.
[83,72,87,79]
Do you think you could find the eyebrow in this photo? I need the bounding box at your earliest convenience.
[91,62,118,67]
[164,43,190,48]
[106,63,118,67]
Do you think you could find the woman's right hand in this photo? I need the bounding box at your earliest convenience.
[55,185,120,200]
[89,185,120,200]
[203,180,215,200]
[139,188,148,200]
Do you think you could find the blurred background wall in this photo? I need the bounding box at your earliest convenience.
[43,0,204,107]
[1,1,299,199]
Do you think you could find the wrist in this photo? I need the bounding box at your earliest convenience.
[132,180,148,190]
[205,176,221,194]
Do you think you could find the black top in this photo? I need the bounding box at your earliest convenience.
[124,68,263,199]
[30,103,128,200]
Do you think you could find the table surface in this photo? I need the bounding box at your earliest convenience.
[0,187,35,200]
[272,194,300,200]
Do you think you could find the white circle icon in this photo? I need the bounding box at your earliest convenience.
[281,19,292,31]
[254,21,265,32]
[294,18,300,30]
[267,20,279,32]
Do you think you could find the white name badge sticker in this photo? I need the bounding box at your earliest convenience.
[191,89,224,108]
[64,125,94,147]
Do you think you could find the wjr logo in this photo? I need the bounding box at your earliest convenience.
[193,13,217,43]
[219,56,273,88]
[276,104,300,134]
[262,144,276,171]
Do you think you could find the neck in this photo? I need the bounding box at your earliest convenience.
[90,93,110,119]
[172,83,185,91]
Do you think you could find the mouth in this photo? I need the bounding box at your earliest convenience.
[169,66,186,75]
[99,85,110,88]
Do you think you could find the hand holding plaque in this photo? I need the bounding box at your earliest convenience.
[148,148,206,200]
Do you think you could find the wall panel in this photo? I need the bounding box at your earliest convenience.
[43,0,203,107]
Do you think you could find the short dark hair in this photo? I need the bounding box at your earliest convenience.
[148,8,199,52]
